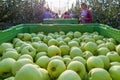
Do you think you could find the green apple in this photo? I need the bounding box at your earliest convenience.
[4,76,14,80]
[109,65,120,80]
[20,45,36,58]
[2,50,19,60]
[47,59,66,79]
[84,42,97,55]
[56,37,63,42]
[37,43,48,52]
[18,54,33,61]
[35,56,50,69]
[17,33,24,39]
[97,47,110,55]
[57,70,81,80]
[37,33,44,40]
[73,31,81,38]
[0,43,13,55]
[97,55,110,70]
[106,42,115,51]
[59,45,70,56]
[106,51,120,62]
[72,56,86,65]
[50,56,63,61]
[66,31,74,39]
[80,42,86,52]
[14,64,42,80]
[116,44,120,55]
[82,51,93,60]
[35,52,47,61]
[88,68,111,80]
[58,40,67,46]
[31,36,41,42]
[107,38,117,45]
[63,55,71,58]
[0,58,16,78]
[12,38,21,45]
[96,40,105,45]
[12,59,33,75]
[98,43,107,48]
[31,33,36,37]
[67,61,86,80]
[68,40,79,48]
[48,39,59,46]
[38,68,51,80]
[47,45,61,57]
[110,62,120,67]
[70,47,83,59]
[63,37,71,44]
[59,31,65,35]
[22,33,32,41]
[87,56,104,71]
[43,36,53,44]
[63,57,71,66]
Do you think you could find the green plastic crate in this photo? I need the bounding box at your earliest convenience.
[43,18,79,24]
[0,23,120,44]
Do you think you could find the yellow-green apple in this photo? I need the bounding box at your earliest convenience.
[4,76,14,80]
[109,66,120,80]
[47,59,66,79]
[68,40,79,48]
[110,62,120,67]
[47,45,61,57]
[73,31,81,38]
[59,45,70,56]
[98,43,107,48]
[106,42,115,51]
[31,36,40,42]
[82,51,93,59]
[58,40,67,46]
[50,56,63,61]
[37,33,44,40]
[96,40,105,45]
[66,31,74,39]
[97,55,110,70]
[63,57,71,66]
[35,52,47,61]
[59,31,65,35]
[35,56,50,69]
[63,37,71,44]
[57,70,81,80]
[67,61,86,80]
[116,44,120,55]
[70,47,83,59]
[88,68,112,80]
[12,59,33,75]
[87,56,104,71]
[106,51,120,62]
[48,39,59,46]
[43,36,52,44]
[18,54,33,61]
[14,64,42,80]
[22,33,32,41]
[0,58,16,78]
[97,47,110,55]
[72,56,86,65]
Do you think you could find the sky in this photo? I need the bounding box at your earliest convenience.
[45,0,76,14]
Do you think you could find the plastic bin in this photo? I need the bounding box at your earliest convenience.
[43,18,79,24]
[0,23,120,44]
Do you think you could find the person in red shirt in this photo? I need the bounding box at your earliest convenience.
[63,12,70,19]
[79,3,92,24]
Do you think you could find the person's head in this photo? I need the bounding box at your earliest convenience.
[80,3,88,10]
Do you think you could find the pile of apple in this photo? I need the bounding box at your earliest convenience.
[0,31,120,80]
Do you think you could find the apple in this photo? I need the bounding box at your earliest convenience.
[0,43,13,55]
[82,51,93,60]
[37,33,44,40]
[88,68,111,80]
[72,56,86,66]
[56,37,63,42]
[47,59,66,79]
[50,56,63,61]
[17,33,24,39]
[68,40,79,48]
[106,51,120,62]
[66,31,74,39]
[116,44,120,55]
[12,59,33,75]
[97,47,110,55]
[58,40,67,46]
[110,62,120,67]
[70,47,83,59]
[72,38,80,43]
[4,76,14,80]
[107,38,117,45]
[31,33,36,37]
[48,39,59,46]
[87,56,104,71]
[59,45,70,56]
[2,50,19,60]
[84,42,98,55]
[67,61,86,80]
[106,42,115,51]
[98,43,107,48]
[96,40,105,45]
[14,64,42,80]
[73,31,81,38]
[18,54,33,61]
[37,43,48,52]
[97,55,110,70]
[80,42,86,52]
[31,36,41,42]
[109,66,120,80]
[47,45,61,57]
[22,33,32,41]
[0,58,16,78]
[63,37,71,44]
[57,70,81,80]
[59,31,65,35]
[20,45,36,58]
[63,57,71,66]
[35,56,50,69]
[35,52,47,61]
[38,68,51,80]
[43,36,53,44]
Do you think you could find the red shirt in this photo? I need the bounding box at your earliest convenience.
[80,10,92,23]
[64,14,70,19]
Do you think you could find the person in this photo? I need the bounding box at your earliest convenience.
[63,12,70,19]
[44,8,52,19]
[79,3,92,24]
[69,11,76,18]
